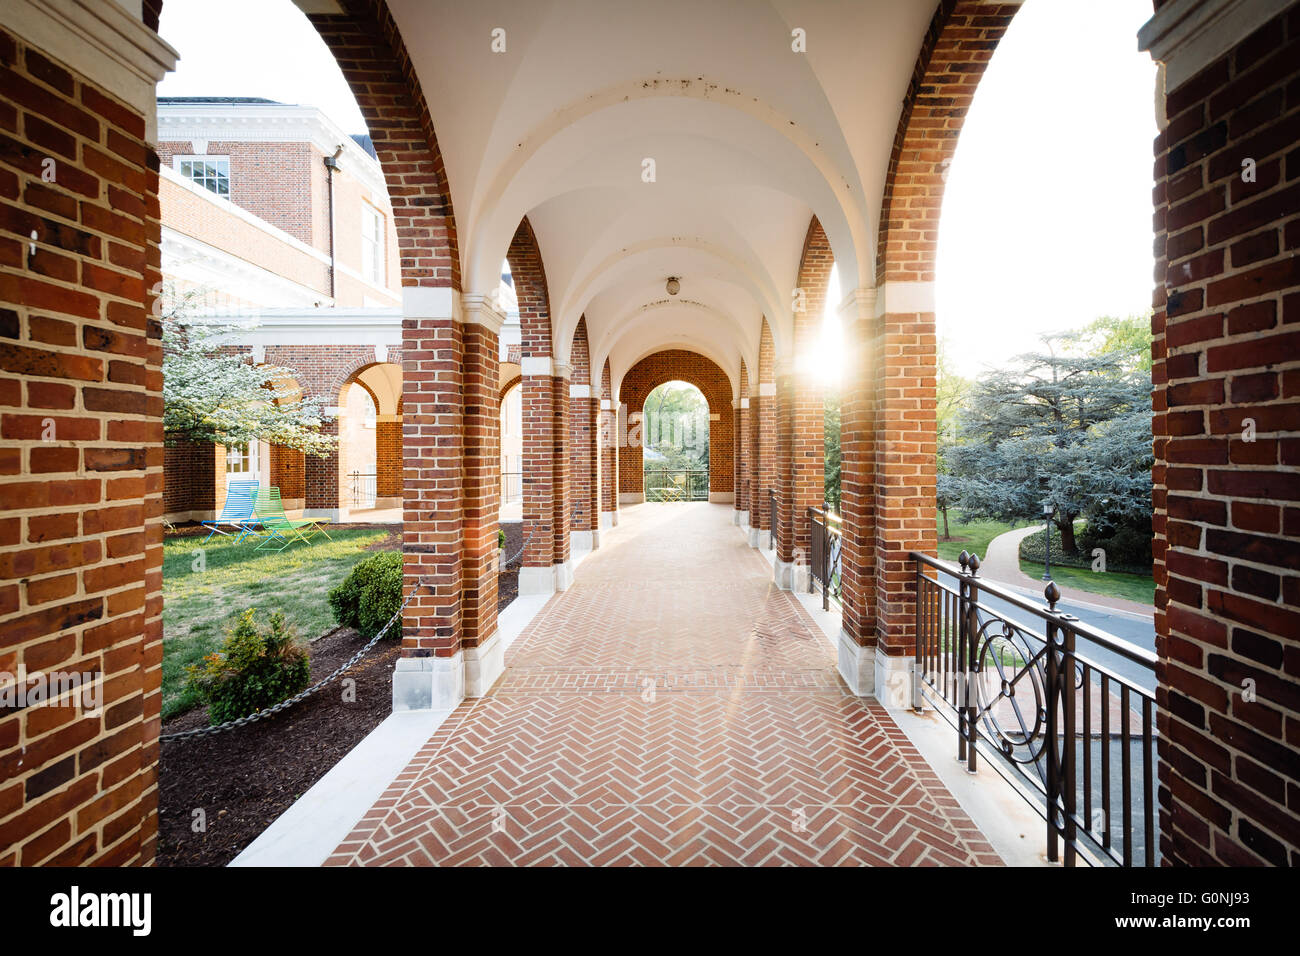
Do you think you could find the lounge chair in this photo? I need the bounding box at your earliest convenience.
[201,481,259,543]
[252,488,332,551]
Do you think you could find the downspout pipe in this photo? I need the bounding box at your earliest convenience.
[323,144,343,302]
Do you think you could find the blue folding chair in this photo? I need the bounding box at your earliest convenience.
[201,480,259,543]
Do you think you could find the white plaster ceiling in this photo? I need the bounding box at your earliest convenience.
[378,0,940,390]
[355,362,402,415]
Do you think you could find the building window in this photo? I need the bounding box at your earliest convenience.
[175,155,230,197]
[224,442,256,477]
[361,203,384,285]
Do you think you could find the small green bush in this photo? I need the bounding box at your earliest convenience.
[498,528,506,549]
[184,609,311,725]
[1020,523,1152,575]
[328,550,403,639]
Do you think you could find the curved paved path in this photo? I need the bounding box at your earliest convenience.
[326,504,1001,866]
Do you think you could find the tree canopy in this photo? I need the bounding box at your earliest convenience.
[161,288,335,457]
[943,330,1152,554]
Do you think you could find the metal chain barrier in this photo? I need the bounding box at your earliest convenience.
[160,575,428,742]
[502,528,535,569]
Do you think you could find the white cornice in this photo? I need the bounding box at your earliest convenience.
[874,281,936,317]
[1,0,178,143]
[1139,0,1290,92]
[162,228,328,307]
[158,103,389,203]
[203,308,403,347]
[459,293,508,334]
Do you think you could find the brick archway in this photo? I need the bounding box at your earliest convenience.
[618,349,734,502]
[336,361,403,510]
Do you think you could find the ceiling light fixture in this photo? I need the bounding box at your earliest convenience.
[666,276,680,296]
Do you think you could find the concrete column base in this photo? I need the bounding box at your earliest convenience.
[748,526,763,549]
[873,648,914,708]
[571,529,594,553]
[709,492,735,503]
[303,508,343,522]
[620,492,644,505]
[519,565,556,596]
[373,496,401,510]
[732,509,749,526]
[837,630,874,697]
[773,558,808,591]
[392,652,464,712]
[554,559,575,591]
[463,629,503,697]
[599,510,617,530]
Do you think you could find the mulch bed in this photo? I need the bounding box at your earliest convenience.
[157,627,400,867]
[498,520,522,612]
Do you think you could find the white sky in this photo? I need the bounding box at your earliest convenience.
[158,0,1159,381]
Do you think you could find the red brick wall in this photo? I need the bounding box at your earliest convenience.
[750,319,777,531]
[736,360,750,515]
[866,0,1017,659]
[569,317,595,533]
[163,441,217,516]
[0,30,163,865]
[600,359,617,515]
[510,217,563,569]
[777,216,833,564]
[310,0,462,661]
[1151,4,1300,866]
[270,441,306,502]
[461,322,497,649]
[618,349,734,496]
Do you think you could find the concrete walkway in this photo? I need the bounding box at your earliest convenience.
[324,503,1003,866]
[978,525,1153,618]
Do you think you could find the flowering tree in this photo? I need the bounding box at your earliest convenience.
[161,288,335,457]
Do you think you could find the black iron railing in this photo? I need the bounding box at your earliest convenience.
[768,488,777,550]
[500,470,523,506]
[644,467,708,501]
[348,471,377,509]
[807,505,842,610]
[911,550,1158,867]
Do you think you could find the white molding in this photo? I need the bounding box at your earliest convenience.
[758,383,777,397]
[553,362,573,382]
[158,102,390,203]
[162,227,330,308]
[600,398,614,411]
[459,293,507,334]
[837,285,879,323]
[203,308,402,347]
[875,281,936,317]
[1138,0,1289,92]
[463,629,503,698]
[740,397,750,409]
[521,356,552,377]
[570,383,592,398]
[0,0,178,143]
[402,287,456,320]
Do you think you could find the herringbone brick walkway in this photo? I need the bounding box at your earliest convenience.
[325,504,1003,866]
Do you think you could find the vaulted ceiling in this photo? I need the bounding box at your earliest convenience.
[357,0,947,394]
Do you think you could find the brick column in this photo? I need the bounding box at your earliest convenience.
[837,288,878,695]
[872,285,938,688]
[749,320,777,548]
[733,375,750,528]
[459,295,503,696]
[568,379,596,552]
[588,394,601,547]
[773,357,810,589]
[600,363,619,529]
[551,365,573,589]
[392,288,465,711]
[520,358,555,590]
[374,414,401,507]
[303,417,341,520]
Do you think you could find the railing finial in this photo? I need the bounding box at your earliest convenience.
[967,553,980,576]
[958,550,970,571]
[1045,580,1061,610]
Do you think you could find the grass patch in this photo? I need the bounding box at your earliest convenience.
[1018,559,1155,605]
[935,511,1019,563]
[162,528,392,719]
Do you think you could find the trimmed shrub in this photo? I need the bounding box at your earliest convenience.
[328,550,403,639]
[184,609,311,725]
[1019,522,1152,576]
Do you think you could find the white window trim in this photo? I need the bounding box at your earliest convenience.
[173,154,231,199]
[360,201,385,287]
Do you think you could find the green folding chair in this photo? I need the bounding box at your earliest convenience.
[252,488,332,551]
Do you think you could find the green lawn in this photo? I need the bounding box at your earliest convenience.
[162,527,392,719]
[935,511,1018,563]
[1019,559,1156,605]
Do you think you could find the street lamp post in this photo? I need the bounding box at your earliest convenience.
[1042,501,1055,581]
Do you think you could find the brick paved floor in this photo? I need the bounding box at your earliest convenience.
[325,504,1004,866]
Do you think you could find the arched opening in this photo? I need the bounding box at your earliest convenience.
[337,362,402,519]
[499,379,523,520]
[641,381,710,502]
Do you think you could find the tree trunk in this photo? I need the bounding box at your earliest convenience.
[941,505,950,541]
[1058,515,1079,555]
